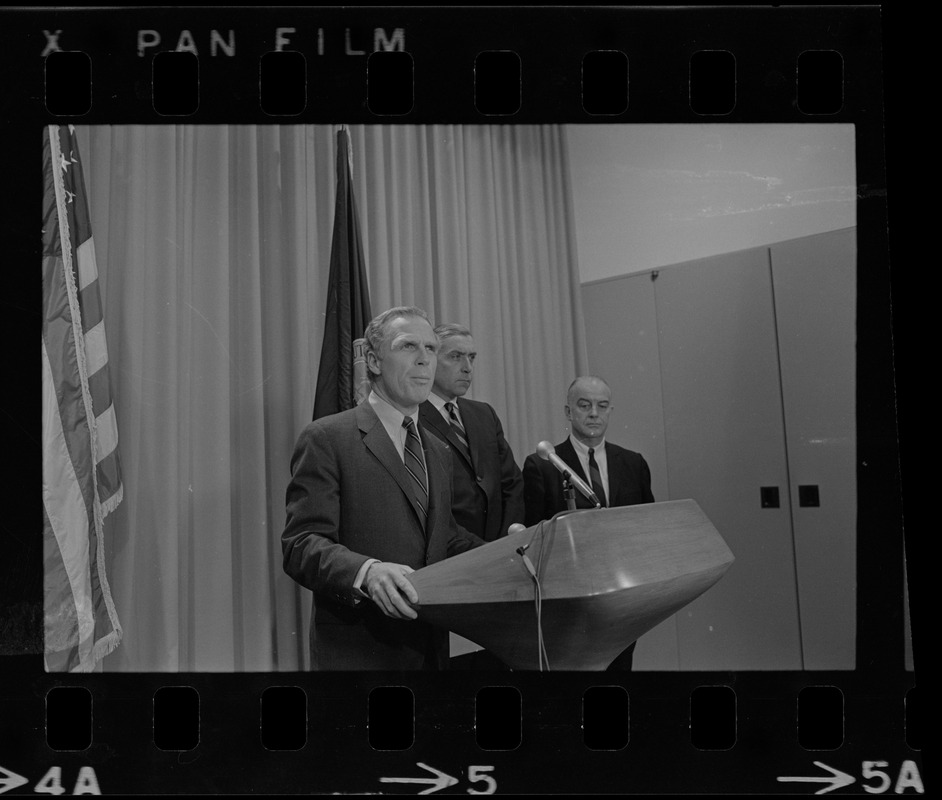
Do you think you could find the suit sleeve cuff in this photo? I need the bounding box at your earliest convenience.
[353,558,380,602]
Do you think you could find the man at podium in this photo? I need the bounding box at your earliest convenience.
[522,375,655,670]
[282,306,483,670]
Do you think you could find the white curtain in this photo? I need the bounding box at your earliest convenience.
[76,124,588,671]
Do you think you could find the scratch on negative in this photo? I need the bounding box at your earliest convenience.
[857,184,887,199]
[184,302,237,370]
[242,375,272,395]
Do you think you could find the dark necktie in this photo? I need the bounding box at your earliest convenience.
[588,447,608,507]
[402,418,429,525]
[445,402,473,464]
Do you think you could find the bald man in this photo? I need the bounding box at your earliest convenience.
[522,376,654,670]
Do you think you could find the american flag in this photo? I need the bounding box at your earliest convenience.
[41,125,123,671]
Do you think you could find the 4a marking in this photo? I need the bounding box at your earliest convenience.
[0,766,100,796]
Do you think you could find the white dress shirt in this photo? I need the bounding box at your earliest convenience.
[427,391,464,427]
[355,390,427,595]
[369,390,423,463]
[569,434,609,502]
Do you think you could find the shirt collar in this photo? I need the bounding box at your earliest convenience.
[427,391,452,415]
[369,389,420,429]
[569,434,606,458]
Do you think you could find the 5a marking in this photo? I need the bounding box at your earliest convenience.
[861,761,923,795]
[777,760,923,795]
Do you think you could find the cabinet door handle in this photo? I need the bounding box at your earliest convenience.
[798,485,820,507]
[760,486,780,508]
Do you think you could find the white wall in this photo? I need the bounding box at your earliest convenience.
[567,124,856,282]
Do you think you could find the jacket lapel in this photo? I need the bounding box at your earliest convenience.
[556,438,594,509]
[357,403,427,529]
[455,398,480,472]
[556,438,590,484]
[421,400,474,471]
[420,426,445,536]
[604,443,625,506]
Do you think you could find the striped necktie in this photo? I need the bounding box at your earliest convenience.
[444,401,472,465]
[402,417,429,524]
[588,447,608,507]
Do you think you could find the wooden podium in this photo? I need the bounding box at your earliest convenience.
[407,499,734,670]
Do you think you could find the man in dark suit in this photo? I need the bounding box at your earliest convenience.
[419,324,525,543]
[522,375,654,670]
[419,323,525,670]
[282,306,483,670]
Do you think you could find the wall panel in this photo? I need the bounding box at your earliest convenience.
[654,248,803,670]
[770,228,857,669]
[583,272,676,669]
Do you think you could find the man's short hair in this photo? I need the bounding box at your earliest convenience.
[363,306,433,381]
[433,323,472,341]
[567,375,611,404]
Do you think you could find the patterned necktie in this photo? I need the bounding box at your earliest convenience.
[402,417,429,525]
[588,447,608,507]
[445,402,473,464]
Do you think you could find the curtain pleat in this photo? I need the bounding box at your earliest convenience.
[76,124,585,671]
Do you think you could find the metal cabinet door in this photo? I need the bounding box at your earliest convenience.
[583,271,677,670]
[655,247,803,670]
[770,227,857,670]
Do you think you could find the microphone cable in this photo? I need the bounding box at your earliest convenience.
[516,515,560,671]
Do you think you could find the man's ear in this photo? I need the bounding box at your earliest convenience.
[564,404,571,421]
[366,350,381,377]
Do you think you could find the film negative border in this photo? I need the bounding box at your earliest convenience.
[2,672,926,794]
[1,3,921,796]
[6,6,882,123]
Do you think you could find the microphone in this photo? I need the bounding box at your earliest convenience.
[536,441,602,509]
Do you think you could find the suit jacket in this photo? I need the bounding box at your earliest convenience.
[419,397,525,542]
[523,437,654,671]
[282,401,483,670]
[522,438,655,526]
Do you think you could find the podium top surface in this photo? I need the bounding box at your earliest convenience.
[410,499,734,606]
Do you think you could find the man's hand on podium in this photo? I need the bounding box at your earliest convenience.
[364,562,419,620]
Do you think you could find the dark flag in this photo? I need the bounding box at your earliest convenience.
[313,127,373,420]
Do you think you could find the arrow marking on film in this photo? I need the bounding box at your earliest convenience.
[0,766,29,796]
[380,762,458,795]
[777,761,856,795]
